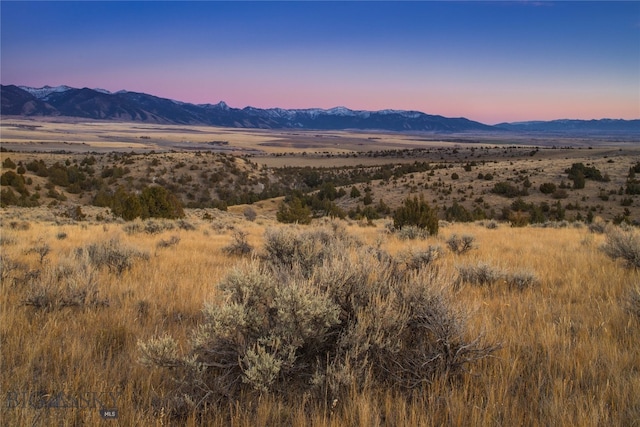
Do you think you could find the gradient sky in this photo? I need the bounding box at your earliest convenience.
[1,1,638,124]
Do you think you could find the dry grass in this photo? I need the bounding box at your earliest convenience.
[1,211,639,425]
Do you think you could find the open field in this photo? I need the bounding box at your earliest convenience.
[1,119,640,425]
[1,210,639,425]
[2,118,639,156]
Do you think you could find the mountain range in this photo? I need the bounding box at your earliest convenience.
[2,84,639,134]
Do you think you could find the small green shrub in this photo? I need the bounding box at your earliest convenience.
[491,181,527,198]
[276,196,312,224]
[2,157,16,169]
[393,194,438,236]
[539,182,557,194]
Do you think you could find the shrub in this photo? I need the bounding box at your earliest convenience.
[627,284,640,319]
[395,225,430,240]
[393,194,438,236]
[1,170,29,195]
[552,189,568,199]
[177,219,196,231]
[505,270,539,290]
[23,260,108,311]
[111,185,184,220]
[156,236,181,249]
[485,220,499,229]
[78,238,149,275]
[445,201,472,222]
[491,182,527,198]
[601,227,640,268]
[139,230,498,417]
[276,196,312,224]
[588,218,608,234]
[457,262,504,286]
[447,234,476,254]
[139,186,185,219]
[26,242,51,265]
[539,182,557,194]
[400,246,442,271]
[243,206,257,222]
[2,157,16,169]
[223,229,253,256]
[262,226,351,277]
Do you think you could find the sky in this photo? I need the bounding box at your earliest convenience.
[1,1,638,125]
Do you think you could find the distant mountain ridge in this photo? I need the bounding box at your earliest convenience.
[497,119,640,133]
[2,84,638,134]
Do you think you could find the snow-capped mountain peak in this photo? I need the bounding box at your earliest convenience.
[18,85,74,99]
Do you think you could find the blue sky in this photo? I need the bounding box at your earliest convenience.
[1,1,638,124]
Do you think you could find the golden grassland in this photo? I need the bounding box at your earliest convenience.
[1,208,639,426]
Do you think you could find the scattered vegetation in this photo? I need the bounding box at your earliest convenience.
[139,226,498,416]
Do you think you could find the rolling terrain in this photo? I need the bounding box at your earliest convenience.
[1,118,639,426]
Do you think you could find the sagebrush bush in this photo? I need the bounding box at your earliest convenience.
[156,235,181,249]
[243,207,257,222]
[123,219,176,235]
[139,227,497,417]
[588,218,608,234]
[0,254,22,282]
[77,238,149,275]
[223,229,253,256]
[262,226,356,277]
[177,219,196,231]
[627,284,640,319]
[399,246,442,272]
[505,270,539,290]
[26,241,51,264]
[601,226,640,268]
[23,259,108,310]
[395,225,430,240]
[456,262,504,286]
[484,220,499,229]
[446,234,476,254]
